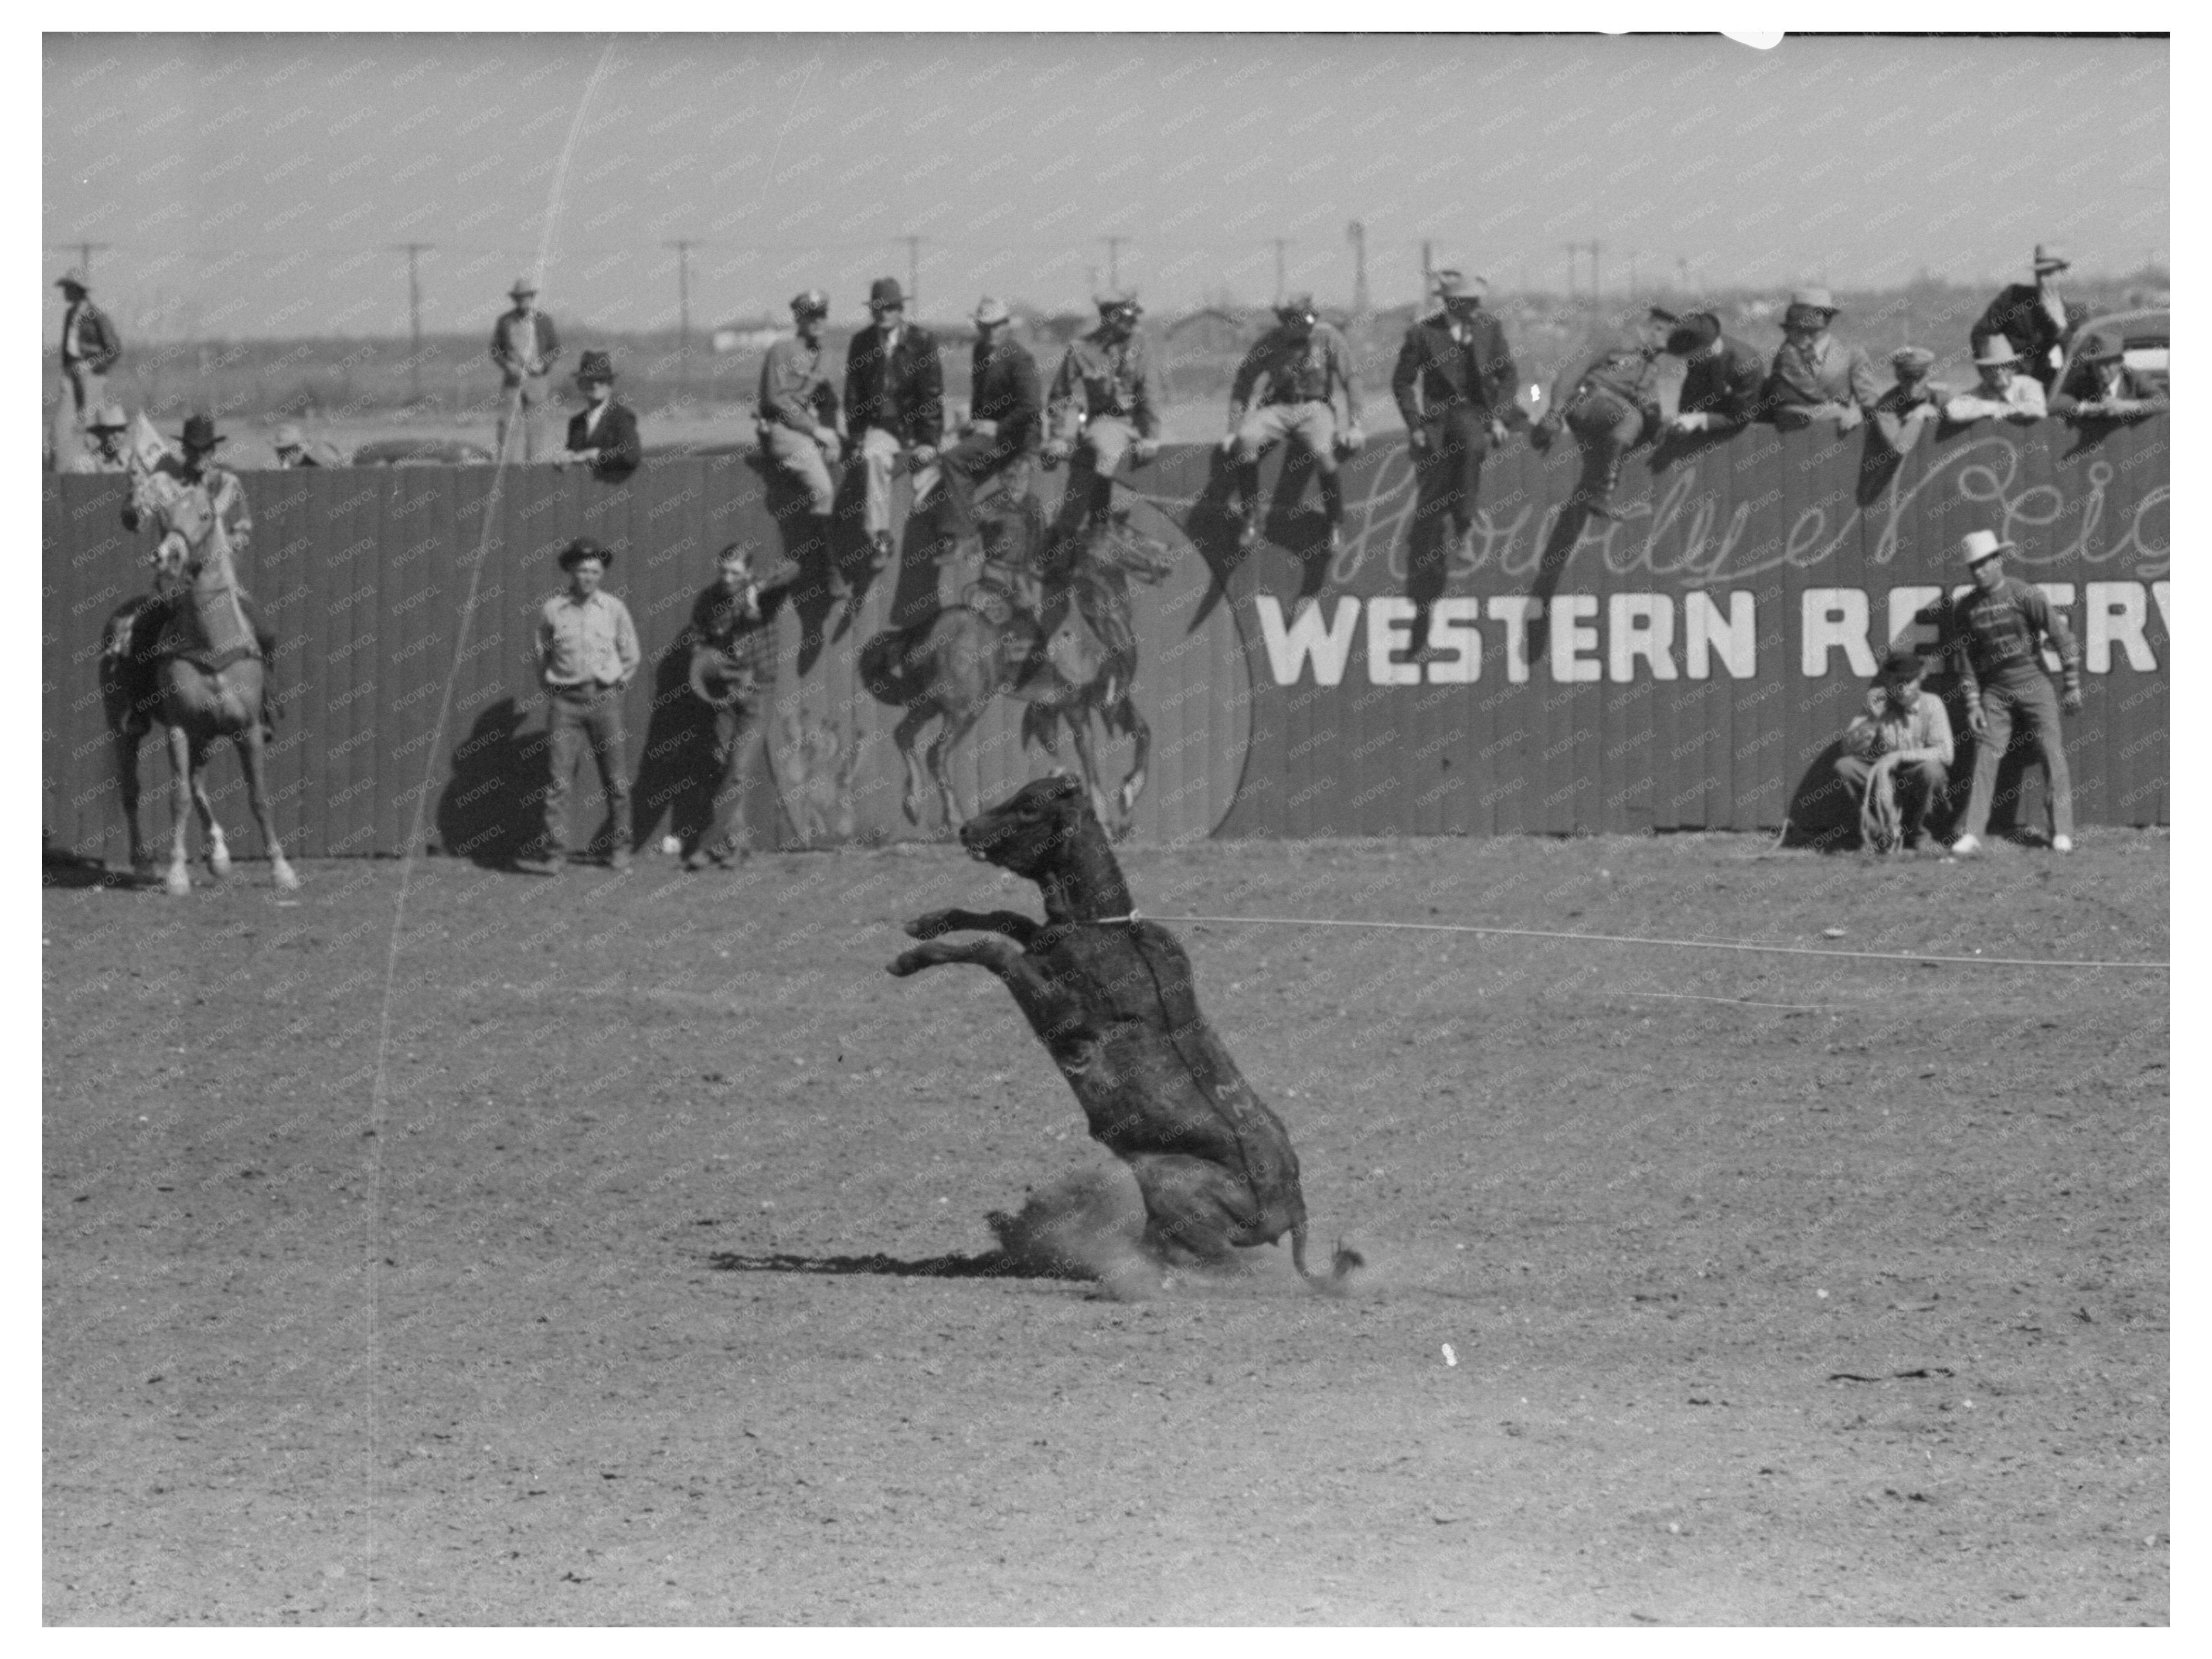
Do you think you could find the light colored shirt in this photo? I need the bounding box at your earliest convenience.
[1943,374,2047,423]
[537,589,639,688]
[1843,686,1955,768]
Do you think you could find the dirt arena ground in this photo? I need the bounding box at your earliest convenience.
[43,828,2168,1626]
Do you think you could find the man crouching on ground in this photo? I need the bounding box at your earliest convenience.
[1835,642,1954,853]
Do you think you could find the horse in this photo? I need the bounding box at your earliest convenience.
[857,504,1173,836]
[115,476,298,896]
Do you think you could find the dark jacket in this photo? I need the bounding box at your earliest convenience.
[969,337,1043,453]
[1922,576,2081,696]
[60,300,122,374]
[489,309,561,378]
[1676,335,1767,431]
[2049,358,2167,418]
[1971,285,2088,390]
[845,324,945,448]
[1391,307,1518,428]
[565,399,642,478]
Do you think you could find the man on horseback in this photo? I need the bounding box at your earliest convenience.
[1043,290,1163,529]
[115,413,278,733]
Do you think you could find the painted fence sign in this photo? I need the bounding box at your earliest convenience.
[43,414,2167,862]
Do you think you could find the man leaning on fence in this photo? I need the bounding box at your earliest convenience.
[522,537,640,876]
[683,543,794,871]
[1834,642,1954,853]
[1662,311,1764,439]
[490,276,561,462]
[1764,287,1878,431]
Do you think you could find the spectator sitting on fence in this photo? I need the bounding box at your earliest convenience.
[1869,346,1952,455]
[1660,311,1764,439]
[558,350,642,480]
[1943,335,2047,425]
[270,423,326,468]
[2050,332,2167,422]
[1833,642,1954,854]
[1530,303,1672,519]
[1763,288,1878,433]
[64,403,131,474]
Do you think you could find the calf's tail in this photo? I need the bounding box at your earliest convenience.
[1289,1222,1364,1290]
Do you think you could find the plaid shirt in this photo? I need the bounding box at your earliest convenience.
[690,577,791,698]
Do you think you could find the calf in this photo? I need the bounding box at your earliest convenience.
[889,774,1359,1285]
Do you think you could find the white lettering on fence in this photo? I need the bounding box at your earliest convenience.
[1802,589,1878,678]
[1364,597,1419,686]
[1549,595,1602,684]
[1608,594,1677,682]
[1254,595,1360,686]
[1684,590,1756,681]
[1425,597,1483,685]
[1487,596,1545,684]
[2086,582,2155,674]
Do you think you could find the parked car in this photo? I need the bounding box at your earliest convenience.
[352,437,495,467]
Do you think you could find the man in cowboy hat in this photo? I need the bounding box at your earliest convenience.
[1942,335,2047,424]
[1869,346,1952,455]
[523,536,640,875]
[1662,311,1765,439]
[1532,302,1676,518]
[64,403,132,474]
[1833,642,1955,852]
[935,296,1043,570]
[757,289,844,583]
[682,543,795,871]
[1220,293,1364,552]
[1762,287,1878,431]
[843,277,945,568]
[53,268,122,471]
[1043,288,1165,529]
[489,276,562,461]
[270,421,325,468]
[559,350,642,479]
[1391,263,1520,556]
[1972,246,2086,393]
[1921,528,2082,855]
[2051,332,2167,421]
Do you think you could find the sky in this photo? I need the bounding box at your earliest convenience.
[42,31,2170,341]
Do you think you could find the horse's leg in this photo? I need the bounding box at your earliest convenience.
[114,727,151,878]
[927,702,983,832]
[236,718,300,891]
[163,723,195,896]
[891,703,935,827]
[1116,698,1152,822]
[189,752,230,876]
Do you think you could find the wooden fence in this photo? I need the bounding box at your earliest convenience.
[43,414,2168,862]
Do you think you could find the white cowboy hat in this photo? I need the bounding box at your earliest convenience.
[1973,335,2022,366]
[1958,529,2015,566]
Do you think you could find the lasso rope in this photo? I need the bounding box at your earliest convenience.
[1138,912,2166,973]
[1859,752,1904,854]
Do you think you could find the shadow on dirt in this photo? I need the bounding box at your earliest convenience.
[706,1248,1084,1281]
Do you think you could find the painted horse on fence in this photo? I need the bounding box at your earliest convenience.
[858,504,1173,836]
[112,460,298,895]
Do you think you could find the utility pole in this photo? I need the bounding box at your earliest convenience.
[1626,250,1639,297]
[1590,240,1601,302]
[396,242,431,404]
[1564,243,1578,301]
[1346,222,1367,317]
[1272,239,1288,306]
[1104,235,1125,294]
[902,234,922,318]
[665,239,695,400]
[1421,239,1434,298]
[1677,254,1690,294]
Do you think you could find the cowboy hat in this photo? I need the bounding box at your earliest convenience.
[868,277,906,310]
[574,349,617,383]
[179,413,225,450]
[1890,345,1937,373]
[2031,243,2070,273]
[2077,332,2124,363]
[972,296,1012,327]
[1788,287,1839,313]
[557,536,614,569]
[87,403,130,433]
[1958,529,2014,566]
[1093,287,1141,315]
[273,421,306,450]
[509,276,539,298]
[1275,292,1319,323]
[1972,335,2022,366]
[1879,641,1929,682]
[1432,266,1486,298]
[56,268,90,291]
[1664,313,1721,356]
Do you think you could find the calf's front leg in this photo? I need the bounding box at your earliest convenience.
[903,908,1040,944]
[887,934,1030,979]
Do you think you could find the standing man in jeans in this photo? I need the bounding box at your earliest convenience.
[489,277,561,461]
[524,537,641,875]
[683,543,794,871]
[1927,528,2083,856]
[53,268,121,471]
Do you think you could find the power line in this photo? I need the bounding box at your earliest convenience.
[49,242,111,285]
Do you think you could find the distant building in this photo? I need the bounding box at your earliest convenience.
[712,324,783,354]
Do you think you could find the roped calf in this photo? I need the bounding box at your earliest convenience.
[889,773,1359,1286]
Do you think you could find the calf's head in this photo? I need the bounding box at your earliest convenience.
[958,774,1088,877]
